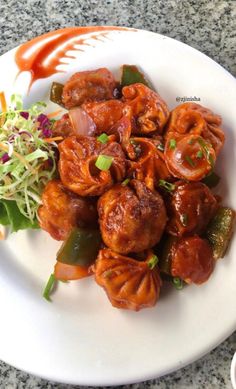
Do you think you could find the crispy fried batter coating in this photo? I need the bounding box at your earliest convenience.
[62,68,116,109]
[98,180,167,254]
[38,179,97,240]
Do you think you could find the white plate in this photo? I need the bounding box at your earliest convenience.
[0,27,235,386]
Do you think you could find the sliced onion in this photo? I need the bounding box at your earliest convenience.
[19,130,33,139]
[6,142,13,157]
[69,107,96,137]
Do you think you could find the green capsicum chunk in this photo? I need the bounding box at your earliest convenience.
[121,65,151,88]
[205,207,235,259]
[202,171,220,188]
[57,227,102,267]
[50,82,64,107]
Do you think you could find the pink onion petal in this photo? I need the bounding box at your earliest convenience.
[69,107,96,137]
[8,134,19,142]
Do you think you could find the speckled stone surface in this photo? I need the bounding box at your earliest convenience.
[0,0,235,388]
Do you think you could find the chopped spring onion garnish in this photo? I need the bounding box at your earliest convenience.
[196,150,203,159]
[185,155,195,167]
[0,93,57,222]
[97,133,108,144]
[159,179,176,192]
[104,270,113,278]
[148,255,159,269]
[180,213,188,226]
[43,273,56,301]
[172,277,183,290]
[169,139,176,149]
[157,143,164,152]
[122,178,130,186]
[198,137,215,168]
[95,155,113,171]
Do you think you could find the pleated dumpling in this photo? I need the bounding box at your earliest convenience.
[94,248,162,311]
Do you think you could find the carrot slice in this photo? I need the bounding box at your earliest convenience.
[54,261,92,281]
[0,91,7,113]
[43,136,63,143]
[47,109,62,119]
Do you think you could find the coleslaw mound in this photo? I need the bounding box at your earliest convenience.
[0,94,57,230]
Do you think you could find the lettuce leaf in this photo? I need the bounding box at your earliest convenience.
[0,200,39,232]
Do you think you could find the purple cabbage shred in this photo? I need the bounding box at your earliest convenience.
[1,153,10,163]
[37,114,52,138]
[37,114,50,127]
[20,111,29,120]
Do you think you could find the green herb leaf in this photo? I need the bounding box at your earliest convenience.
[0,200,39,232]
[159,179,176,192]
[185,155,195,167]
[122,178,130,186]
[169,139,176,149]
[43,273,56,302]
[198,137,215,168]
[196,150,203,159]
[95,155,113,171]
[148,255,159,269]
[97,133,108,144]
[172,277,183,290]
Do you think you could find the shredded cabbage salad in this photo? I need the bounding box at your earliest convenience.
[0,94,57,227]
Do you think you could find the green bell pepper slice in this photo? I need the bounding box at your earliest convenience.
[50,82,64,107]
[121,65,151,88]
[57,227,102,267]
[206,207,235,259]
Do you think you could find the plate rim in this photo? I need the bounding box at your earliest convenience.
[0,25,236,386]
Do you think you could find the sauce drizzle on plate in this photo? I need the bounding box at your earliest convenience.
[15,26,133,90]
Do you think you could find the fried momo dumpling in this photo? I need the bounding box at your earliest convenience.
[59,136,126,196]
[127,137,172,190]
[38,179,97,240]
[122,83,169,135]
[164,102,225,156]
[166,181,218,237]
[170,236,214,284]
[98,179,167,254]
[94,248,162,311]
[164,103,225,181]
[62,68,117,109]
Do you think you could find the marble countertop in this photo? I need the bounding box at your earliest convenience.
[0,0,235,388]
